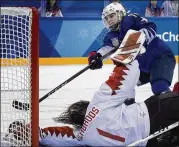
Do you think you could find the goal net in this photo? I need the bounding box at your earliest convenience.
[0,7,39,146]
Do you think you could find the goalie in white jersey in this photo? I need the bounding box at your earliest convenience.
[74,60,150,146]
[4,60,179,146]
[48,60,178,146]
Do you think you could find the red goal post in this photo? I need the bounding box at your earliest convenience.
[0,7,39,146]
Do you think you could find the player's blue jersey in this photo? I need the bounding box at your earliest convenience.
[101,13,172,73]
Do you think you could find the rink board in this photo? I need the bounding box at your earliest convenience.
[1,56,178,66]
[39,56,179,65]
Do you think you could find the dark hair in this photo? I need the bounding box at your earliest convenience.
[53,100,90,128]
[46,0,59,11]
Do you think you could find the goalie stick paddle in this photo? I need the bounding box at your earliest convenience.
[127,121,179,146]
[12,43,141,111]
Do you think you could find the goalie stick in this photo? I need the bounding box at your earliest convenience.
[127,121,179,146]
[12,43,141,111]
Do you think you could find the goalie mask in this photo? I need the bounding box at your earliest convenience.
[102,2,126,31]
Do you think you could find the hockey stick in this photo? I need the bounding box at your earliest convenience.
[127,121,179,146]
[12,43,141,111]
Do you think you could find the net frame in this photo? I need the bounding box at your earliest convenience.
[0,7,39,146]
[30,7,39,147]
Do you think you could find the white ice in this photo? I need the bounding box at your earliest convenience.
[39,64,178,128]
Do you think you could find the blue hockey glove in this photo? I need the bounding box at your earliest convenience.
[88,51,103,70]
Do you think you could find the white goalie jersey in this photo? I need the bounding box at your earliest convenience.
[76,60,150,146]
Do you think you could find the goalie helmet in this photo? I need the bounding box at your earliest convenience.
[102,2,126,31]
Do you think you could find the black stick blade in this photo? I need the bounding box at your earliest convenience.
[12,100,29,111]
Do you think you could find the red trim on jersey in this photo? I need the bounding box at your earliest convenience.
[42,126,75,138]
[106,65,129,93]
[97,128,125,142]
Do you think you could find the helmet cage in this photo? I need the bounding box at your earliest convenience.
[102,3,126,31]
[102,11,124,31]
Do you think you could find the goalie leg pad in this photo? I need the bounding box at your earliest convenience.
[110,29,146,65]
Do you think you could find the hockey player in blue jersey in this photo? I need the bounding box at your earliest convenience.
[88,2,176,95]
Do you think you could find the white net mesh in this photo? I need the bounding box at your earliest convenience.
[1,7,33,146]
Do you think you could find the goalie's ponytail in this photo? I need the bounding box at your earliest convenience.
[53,100,89,128]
